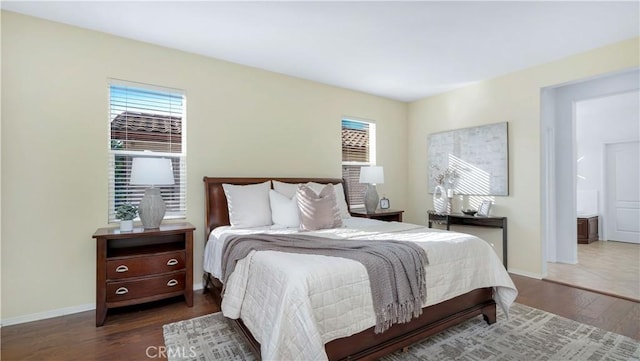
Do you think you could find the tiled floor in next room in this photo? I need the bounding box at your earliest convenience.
[546,240,640,301]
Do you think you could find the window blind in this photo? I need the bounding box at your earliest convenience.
[341,119,375,208]
[108,81,186,222]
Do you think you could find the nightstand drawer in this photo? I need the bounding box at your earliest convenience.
[107,251,185,280]
[106,272,185,302]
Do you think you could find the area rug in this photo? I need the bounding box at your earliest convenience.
[163,303,639,361]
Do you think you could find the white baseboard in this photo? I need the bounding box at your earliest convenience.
[2,282,206,327]
[1,302,96,327]
[508,268,543,279]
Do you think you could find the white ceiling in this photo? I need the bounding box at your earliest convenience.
[2,1,639,102]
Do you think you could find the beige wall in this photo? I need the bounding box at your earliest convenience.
[0,12,408,320]
[407,37,639,277]
[2,10,638,321]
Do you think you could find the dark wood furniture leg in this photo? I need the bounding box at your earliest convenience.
[96,238,107,327]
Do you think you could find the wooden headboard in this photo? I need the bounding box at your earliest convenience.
[203,177,348,237]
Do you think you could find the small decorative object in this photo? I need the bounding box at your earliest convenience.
[461,209,477,216]
[432,165,458,214]
[130,157,175,229]
[115,203,138,232]
[380,197,390,209]
[359,166,384,213]
[477,200,493,216]
[430,165,460,188]
[433,185,447,213]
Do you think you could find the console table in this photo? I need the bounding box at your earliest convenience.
[428,211,508,268]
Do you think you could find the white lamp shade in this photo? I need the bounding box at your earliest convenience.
[359,166,384,184]
[130,157,175,186]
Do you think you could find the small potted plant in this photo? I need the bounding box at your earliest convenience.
[115,203,138,232]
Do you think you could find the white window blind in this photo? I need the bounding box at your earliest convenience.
[341,119,376,208]
[108,81,186,222]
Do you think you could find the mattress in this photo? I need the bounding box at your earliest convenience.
[204,218,517,360]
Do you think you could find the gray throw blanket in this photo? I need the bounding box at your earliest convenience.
[221,233,428,334]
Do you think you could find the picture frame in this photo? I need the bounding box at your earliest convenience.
[427,122,509,196]
[380,197,390,209]
[477,200,492,216]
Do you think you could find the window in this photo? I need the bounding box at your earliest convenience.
[341,118,376,208]
[108,81,186,222]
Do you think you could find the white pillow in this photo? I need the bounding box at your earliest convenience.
[222,181,272,228]
[272,180,300,198]
[269,189,300,228]
[306,182,351,219]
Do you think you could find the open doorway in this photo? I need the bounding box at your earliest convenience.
[541,69,639,301]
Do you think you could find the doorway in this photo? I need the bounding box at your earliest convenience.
[541,69,640,300]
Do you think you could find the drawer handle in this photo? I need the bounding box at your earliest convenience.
[115,265,129,273]
[167,279,179,287]
[115,287,129,295]
[166,259,179,266]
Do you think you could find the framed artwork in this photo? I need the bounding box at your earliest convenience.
[380,197,390,209]
[477,200,492,216]
[427,122,509,196]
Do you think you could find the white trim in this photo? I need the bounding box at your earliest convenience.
[508,268,543,280]
[111,150,184,158]
[369,122,377,165]
[602,142,611,241]
[0,303,95,327]
[341,115,376,125]
[541,69,639,274]
[341,161,372,166]
[108,78,185,96]
[1,282,205,327]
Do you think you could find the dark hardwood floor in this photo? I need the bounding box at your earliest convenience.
[1,292,221,361]
[1,274,638,360]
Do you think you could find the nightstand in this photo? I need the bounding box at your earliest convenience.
[92,222,195,326]
[350,209,404,222]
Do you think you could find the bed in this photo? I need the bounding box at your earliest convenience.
[202,177,517,361]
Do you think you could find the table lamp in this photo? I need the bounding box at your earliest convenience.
[359,166,384,213]
[130,157,175,229]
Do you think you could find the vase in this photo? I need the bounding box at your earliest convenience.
[433,185,447,213]
[138,187,166,229]
[120,220,133,232]
[364,184,379,213]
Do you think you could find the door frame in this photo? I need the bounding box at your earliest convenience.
[540,68,639,276]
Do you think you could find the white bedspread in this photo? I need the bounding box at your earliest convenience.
[204,218,517,361]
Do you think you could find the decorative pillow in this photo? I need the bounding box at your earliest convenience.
[306,182,351,219]
[297,184,342,231]
[269,189,300,228]
[272,180,300,198]
[222,181,272,228]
